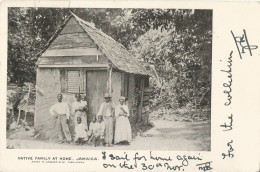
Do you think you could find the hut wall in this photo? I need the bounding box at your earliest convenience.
[35,68,82,139]
[47,17,97,51]
[128,74,136,117]
[111,71,121,105]
[35,68,61,140]
[128,74,138,125]
[142,76,150,125]
[41,16,107,62]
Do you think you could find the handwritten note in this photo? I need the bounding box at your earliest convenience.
[102,151,212,171]
[231,29,258,59]
[220,29,258,160]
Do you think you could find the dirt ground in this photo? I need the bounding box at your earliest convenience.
[7,119,210,151]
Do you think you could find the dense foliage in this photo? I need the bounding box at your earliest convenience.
[8,8,212,110]
[130,9,212,109]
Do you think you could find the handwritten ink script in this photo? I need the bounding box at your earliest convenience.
[231,29,258,59]
[196,162,213,171]
[220,114,233,131]
[221,51,233,106]
[222,140,234,159]
[219,30,256,160]
[102,151,213,171]
[220,29,258,158]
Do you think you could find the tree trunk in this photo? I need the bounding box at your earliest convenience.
[138,79,145,123]
[17,109,21,125]
[193,73,197,114]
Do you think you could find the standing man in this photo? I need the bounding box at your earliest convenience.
[97,93,114,147]
[49,94,72,143]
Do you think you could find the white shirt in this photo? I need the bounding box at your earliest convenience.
[95,122,105,133]
[115,104,130,117]
[97,102,113,117]
[89,122,95,133]
[75,123,87,133]
[89,121,105,134]
[81,100,87,107]
[72,100,88,113]
[49,102,70,119]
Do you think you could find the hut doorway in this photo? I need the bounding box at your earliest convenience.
[86,70,107,125]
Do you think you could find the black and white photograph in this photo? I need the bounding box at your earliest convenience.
[6,7,212,151]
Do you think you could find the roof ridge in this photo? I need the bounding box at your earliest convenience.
[71,12,132,54]
[35,14,73,64]
[45,12,150,76]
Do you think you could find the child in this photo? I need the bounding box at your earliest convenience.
[88,115,97,138]
[75,116,88,145]
[88,115,105,147]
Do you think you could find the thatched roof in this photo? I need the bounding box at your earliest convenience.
[37,13,150,76]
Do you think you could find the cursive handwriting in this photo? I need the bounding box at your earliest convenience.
[221,51,233,106]
[220,114,233,131]
[231,29,258,59]
[222,140,234,159]
[196,162,213,171]
[119,161,135,169]
[176,155,202,166]
[164,163,184,171]
[102,152,205,170]
[109,152,130,161]
[133,152,147,168]
[102,151,106,160]
[150,151,172,161]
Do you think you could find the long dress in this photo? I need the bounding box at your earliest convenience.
[114,104,132,144]
[72,101,88,127]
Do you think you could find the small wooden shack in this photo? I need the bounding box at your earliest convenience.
[35,13,150,139]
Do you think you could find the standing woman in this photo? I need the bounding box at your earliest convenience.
[72,94,87,127]
[114,96,132,145]
[81,94,88,125]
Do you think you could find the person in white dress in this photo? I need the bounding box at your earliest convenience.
[114,96,132,145]
[75,116,88,145]
[81,94,88,122]
[72,94,88,127]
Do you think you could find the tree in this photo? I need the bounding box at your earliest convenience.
[8,8,133,85]
[8,8,70,85]
[130,9,212,109]
[8,8,212,112]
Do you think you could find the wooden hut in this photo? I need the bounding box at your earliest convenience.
[35,13,151,139]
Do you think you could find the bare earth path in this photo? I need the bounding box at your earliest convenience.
[8,120,210,151]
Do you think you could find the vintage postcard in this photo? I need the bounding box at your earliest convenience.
[0,0,259,171]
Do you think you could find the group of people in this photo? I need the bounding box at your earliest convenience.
[49,93,132,147]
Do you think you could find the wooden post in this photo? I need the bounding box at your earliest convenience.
[17,109,21,125]
[107,64,112,95]
[192,73,197,114]
[138,79,145,123]
[24,84,31,123]
[24,111,27,122]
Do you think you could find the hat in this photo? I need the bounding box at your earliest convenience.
[75,94,81,98]
[119,96,125,101]
[104,93,111,98]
